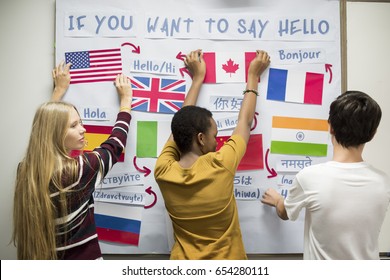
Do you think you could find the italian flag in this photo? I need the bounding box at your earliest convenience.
[136,121,170,158]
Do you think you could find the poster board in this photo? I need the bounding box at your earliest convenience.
[55,0,342,254]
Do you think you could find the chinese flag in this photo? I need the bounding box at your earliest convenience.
[216,134,264,170]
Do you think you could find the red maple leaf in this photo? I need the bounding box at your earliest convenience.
[222,59,239,77]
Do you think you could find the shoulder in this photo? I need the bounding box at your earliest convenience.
[158,141,180,159]
[228,134,246,146]
[296,162,327,177]
[155,141,180,177]
[219,134,246,153]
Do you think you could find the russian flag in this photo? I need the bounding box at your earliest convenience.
[203,52,256,83]
[270,116,329,157]
[216,134,264,170]
[267,68,324,105]
[95,202,143,246]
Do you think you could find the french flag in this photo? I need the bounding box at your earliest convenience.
[203,52,256,83]
[267,68,324,105]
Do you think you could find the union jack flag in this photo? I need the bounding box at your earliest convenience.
[130,76,186,114]
[65,48,122,84]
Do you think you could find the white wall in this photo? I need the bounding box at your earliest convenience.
[0,0,57,259]
[346,2,390,252]
[0,0,389,259]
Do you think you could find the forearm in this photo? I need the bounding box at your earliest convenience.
[239,73,259,127]
[232,74,259,143]
[119,96,132,112]
[51,86,67,102]
[261,187,289,221]
[182,49,205,107]
[115,74,133,113]
[183,76,203,107]
[275,198,289,220]
[233,50,270,143]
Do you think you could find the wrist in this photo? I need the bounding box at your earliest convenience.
[51,88,65,101]
[192,75,205,84]
[120,98,132,107]
[275,197,282,208]
[243,89,259,96]
[119,107,131,113]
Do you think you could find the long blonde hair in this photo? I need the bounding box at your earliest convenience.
[13,102,79,259]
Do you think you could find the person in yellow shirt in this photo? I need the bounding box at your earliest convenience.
[154,49,270,259]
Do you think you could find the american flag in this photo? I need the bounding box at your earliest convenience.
[65,48,122,84]
[130,76,186,114]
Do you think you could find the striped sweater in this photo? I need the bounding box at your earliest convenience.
[50,112,131,259]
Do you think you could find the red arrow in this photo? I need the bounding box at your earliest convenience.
[144,186,157,209]
[176,51,186,61]
[121,42,141,54]
[265,148,277,178]
[325,63,333,84]
[133,156,151,177]
[250,112,259,131]
[179,67,191,78]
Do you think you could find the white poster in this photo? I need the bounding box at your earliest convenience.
[56,0,341,254]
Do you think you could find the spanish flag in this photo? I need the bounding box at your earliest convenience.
[84,124,125,162]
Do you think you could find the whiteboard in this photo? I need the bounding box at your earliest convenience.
[55,0,341,254]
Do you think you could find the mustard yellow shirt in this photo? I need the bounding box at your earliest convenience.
[154,134,247,260]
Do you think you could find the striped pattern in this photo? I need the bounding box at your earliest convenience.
[51,112,131,259]
[267,68,324,105]
[271,116,329,157]
[84,124,125,162]
[65,48,122,84]
[136,120,171,158]
[95,200,143,246]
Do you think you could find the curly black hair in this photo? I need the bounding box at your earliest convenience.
[171,106,213,154]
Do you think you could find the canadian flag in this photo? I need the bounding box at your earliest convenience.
[203,52,256,83]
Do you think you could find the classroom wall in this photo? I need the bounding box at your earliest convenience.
[346,1,390,252]
[0,0,388,259]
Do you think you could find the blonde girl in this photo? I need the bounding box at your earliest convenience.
[12,62,133,259]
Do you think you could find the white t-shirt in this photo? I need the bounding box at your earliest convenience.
[285,161,390,260]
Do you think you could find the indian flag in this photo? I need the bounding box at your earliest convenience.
[136,120,170,158]
[270,116,329,157]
